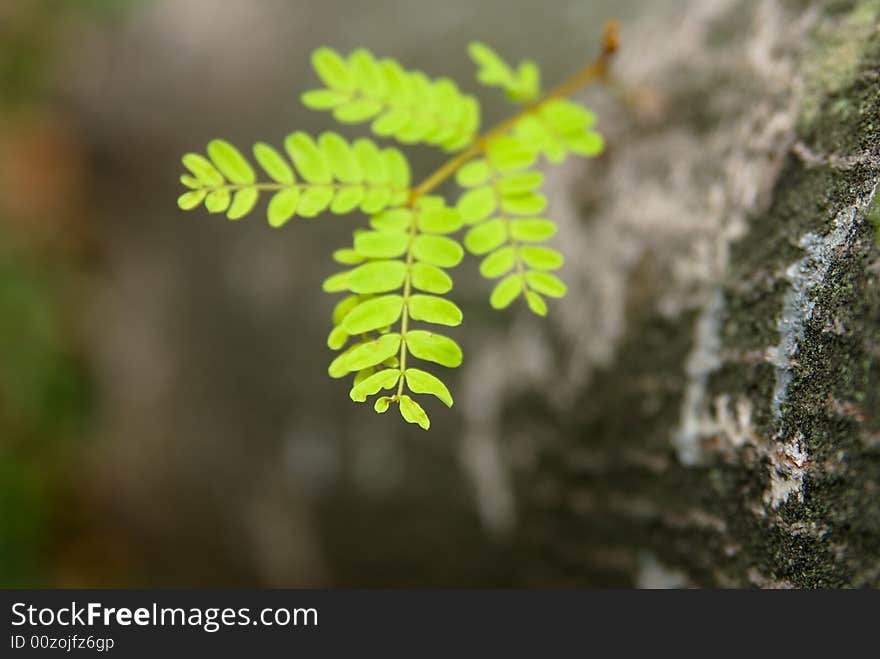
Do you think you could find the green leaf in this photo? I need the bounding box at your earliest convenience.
[525,290,547,316]
[353,367,374,387]
[353,139,388,185]
[410,263,452,294]
[520,245,563,270]
[502,192,547,215]
[468,42,513,85]
[405,330,462,368]
[497,171,543,195]
[301,89,349,110]
[327,325,348,350]
[487,136,536,172]
[464,219,506,255]
[372,109,410,137]
[332,295,361,325]
[330,185,365,214]
[205,189,231,214]
[350,368,401,402]
[413,235,464,268]
[333,249,365,265]
[207,139,255,185]
[384,149,411,189]
[253,142,295,184]
[366,189,396,214]
[408,295,463,326]
[418,207,463,234]
[355,231,409,259]
[525,271,567,298]
[349,48,385,96]
[404,368,453,407]
[284,132,331,184]
[297,187,334,218]
[566,131,605,157]
[455,159,491,187]
[374,396,393,413]
[490,273,523,309]
[334,99,384,123]
[227,188,259,220]
[322,270,350,293]
[398,394,430,430]
[177,190,206,210]
[343,295,405,334]
[328,345,357,378]
[319,132,362,184]
[347,260,407,294]
[509,218,556,241]
[456,186,497,224]
[180,174,200,189]
[267,188,300,227]
[345,333,402,371]
[311,47,354,91]
[540,99,595,134]
[480,246,517,278]
[182,153,224,187]
[370,208,412,232]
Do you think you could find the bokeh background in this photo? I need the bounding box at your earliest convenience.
[0,0,658,587]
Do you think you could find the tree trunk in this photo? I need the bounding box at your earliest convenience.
[459,0,880,587]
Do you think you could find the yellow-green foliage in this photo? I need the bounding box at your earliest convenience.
[177,41,608,429]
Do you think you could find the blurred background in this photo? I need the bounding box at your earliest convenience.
[0,0,660,587]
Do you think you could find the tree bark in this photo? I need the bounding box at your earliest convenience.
[459,0,880,587]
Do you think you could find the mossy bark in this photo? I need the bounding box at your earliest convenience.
[477,0,880,587]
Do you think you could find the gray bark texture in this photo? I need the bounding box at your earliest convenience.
[465,0,880,587]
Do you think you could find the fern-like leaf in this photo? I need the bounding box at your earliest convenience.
[177,134,410,225]
[324,199,464,429]
[302,47,481,152]
[468,42,541,103]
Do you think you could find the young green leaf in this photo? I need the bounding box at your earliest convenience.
[370,208,412,232]
[342,295,405,334]
[207,139,255,185]
[345,333,402,371]
[285,132,331,184]
[253,142,295,184]
[408,295,463,326]
[520,245,564,270]
[455,159,491,187]
[404,368,453,407]
[412,235,464,268]
[205,189,231,214]
[297,187,334,218]
[410,263,453,294]
[525,290,548,316]
[509,218,557,241]
[227,188,259,220]
[349,368,401,402]
[480,246,517,278]
[312,47,354,91]
[418,207,463,234]
[355,231,410,259]
[456,186,497,224]
[524,271,567,298]
[319,132,362,184]
[405,330,463,368]
[398,394,430,430]
[182,153,224,187]
[177,190,207,210]
[267,188,301,227]
[327,325,349,350]
[464,219,507,255]
[490,274,523,309]
[347,260,408,294]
